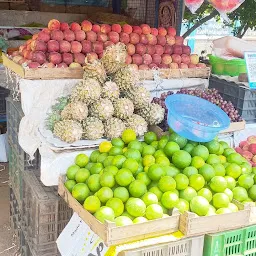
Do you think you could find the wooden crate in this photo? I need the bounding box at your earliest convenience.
[3,54,83,79]
[58,176,180,246]
[149,121,246,140]
[3,54,211,80]
[179,203,252,237]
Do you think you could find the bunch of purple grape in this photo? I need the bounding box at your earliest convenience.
[152,88,243,131]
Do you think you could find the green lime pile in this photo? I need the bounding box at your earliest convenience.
[65,128,256,225]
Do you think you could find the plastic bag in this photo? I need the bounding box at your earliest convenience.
[185,0,205,13]
[208,0,245,20]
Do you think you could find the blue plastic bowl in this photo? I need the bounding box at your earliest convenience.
[165,94,230,142]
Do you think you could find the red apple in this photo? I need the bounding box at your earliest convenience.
[139,64,149,70]
[60,22,69,31]
[48,19,60,31]
[86,31,97,42]
[155,45,164,55]
[181,54,191,64]
[97,32,108,43]
[166,35,175,46]
[162,54,172,65]
[125,55,132,64]
[108,31,119,43]
[133,26,142,34]
[92,24,101,33]
[63,30,75,42]
[143,54,152,65]
[136,44,146,55]
[101,24,111,34]
[129,33,140,45]
[122,24,133,34]
[92,41,104,54]
[70,22,81,31]
[140,24,151,35]
[164,45,173,54]
[112,24,122,33]
[182,45,191,55]
[132,54,143,65]
[157,35,167,46]
[81,20,92,32]
[104,41,114,49]
[146,45,155,55]
[173,45,183,55]
[175,36,184,46]
[81,40,92,53]
[179,63,188,69]
[152,54,162,65]
[170,62,179,69]
[120,32,130,44]
[172,54,182,64]
[147,34,157,45]
[140,34,149,44]
[158,27,167,36]
[127,43,136,55]
[151,28,158,36]
[167,27,176,37]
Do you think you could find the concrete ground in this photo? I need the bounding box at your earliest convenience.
[0,164,18,256]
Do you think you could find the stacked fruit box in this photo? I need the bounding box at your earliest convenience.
[7,96,73,256]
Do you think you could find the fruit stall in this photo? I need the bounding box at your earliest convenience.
[0,0,256,255]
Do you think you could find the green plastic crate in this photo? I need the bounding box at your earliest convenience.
[209,55,247,77]
[203,225,256,256]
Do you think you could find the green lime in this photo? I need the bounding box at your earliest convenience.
[240,162,252,175]
[154,149,166,158]
[121,211,135,220]
[161,191,179,209]
[75,168,90,183]
[115,168,134,186]
[158,176,176,192]
[227,153,244,165]
[114,187,129,203]
[144,132,158,144]
[133,217,148,224]
[149,187,163,201]
[97,187,113,203]
[189,174,205,191]
[151,141,158,149]
[141,192,158,206]
[122,158,139,174]
[75,154,89,167]
[169,133,187,148]
[142,145,156,157]
[158,202,168,214]
[199,164,215,182]
[104,166,118,175]
[163,166,180,177]
[205,141,220,154]
[128,140,143,153]
[174,173,189,190]
[217,144,224,155]
[100,171,115,188]
[124,149,141,162]
[122,129,137,144]
[148,164,165,181]
[224,176,236,190]
[219,141,229,149]
[158,135,169,149]
[209,176,227,193]
[226,163,242,179]
[224,188,233,201]
[249,185,256,201]
[111,138,125,148]
[115,216,133,226]
[66,165,80,180]
[106,198,124,217]
[164,142,180,157]
[129,180,147,197]
[142,155,155,167]
[112,155,126,168]
[212,163,226,176]
[103,156,114,167]
[238,174,254,190]
[126,198,146,217]
[94,206,115,223]
[90,150,100,162]
[212,193,230,209]
[191,156,205,169]
[87,174,101,192]
[228,203,238,212]
[64,180,76,192]
[85,162,93,171]
[198,188,212,202]
[109,147,123,156]
[183,167,198,177]
[179,187,197,202]
[145,204,163,220]
[72,183,90,203]
[90,163,104,174]
[155,156,170,166]
[190,196,209,216]
[191,145,209,161]
[206,154,221,165]
[206,205,216,216]
[183,143,194,154]
[172,150,192,169]
[136,172,151,186]
[223,148,235,157]
[83,196,101,213]
[97,153,108,164]
[176,199,189,213]
[135,164,144,176]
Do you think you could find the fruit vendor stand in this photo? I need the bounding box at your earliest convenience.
[1,0,256,255]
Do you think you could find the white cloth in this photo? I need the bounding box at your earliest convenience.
[14,77,208,185]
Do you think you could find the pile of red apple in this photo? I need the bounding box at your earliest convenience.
[10,19,205,70]
[236,136,256,167]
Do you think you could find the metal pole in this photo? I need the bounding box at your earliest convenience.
[154,0,159,28]
[176,0,185,35]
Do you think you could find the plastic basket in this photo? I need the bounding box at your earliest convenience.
[209,55,247,77]
[209,77,256,123]
[22,170,73,256]
[121,235,204,256]
[203,225,256,256]
[0,87,9,114]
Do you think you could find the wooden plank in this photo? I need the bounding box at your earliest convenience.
[58,176,180,246]
[179,204,251,237]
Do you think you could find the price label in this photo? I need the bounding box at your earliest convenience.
[244,52,256,89]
